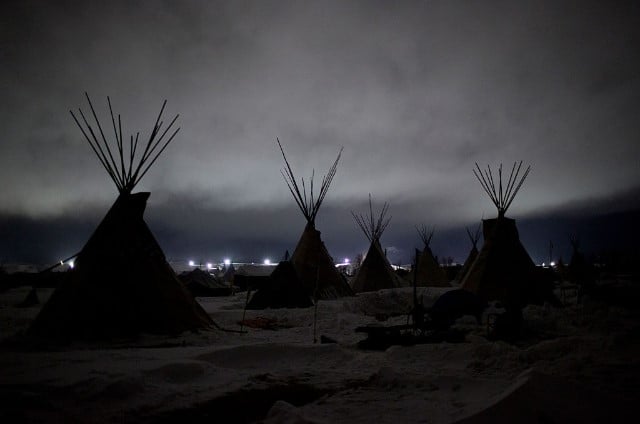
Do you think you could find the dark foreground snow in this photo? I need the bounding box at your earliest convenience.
[0,285,637,423]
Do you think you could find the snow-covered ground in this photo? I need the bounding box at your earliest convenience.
[0,285,637,423]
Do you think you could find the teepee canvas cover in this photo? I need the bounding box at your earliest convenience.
[414,226,449,287]
[351,240,402,293]
[457,225,481,283]
[351,196,403,293]
[29,95,211,340]
[278,139,353,300]
[460,162,544,307]
[290,224,353,299]
[461,216,538,306]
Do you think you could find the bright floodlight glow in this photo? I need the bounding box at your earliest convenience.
[264,259,271,265]
[223,259,231,266]
[68,260,75,269]
[344,258,350,264]
[188,260,195,267]
[206,263,213,270]
[542,262,546,267]
[550,261,556,267]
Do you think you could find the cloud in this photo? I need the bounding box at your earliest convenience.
[1,1,639,261]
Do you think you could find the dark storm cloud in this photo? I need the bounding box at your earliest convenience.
[1,1,639,262]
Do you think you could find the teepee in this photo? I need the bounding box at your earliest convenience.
[278,139,353,300]
[457,224,481,283]
[414,225,449,287]
[460,162,546,307]
[247,261,314,309]
[351,195,403,293]
[29,94,212,341]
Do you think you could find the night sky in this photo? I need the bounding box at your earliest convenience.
[1,1,639,266]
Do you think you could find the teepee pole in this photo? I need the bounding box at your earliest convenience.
[71,94,179,195]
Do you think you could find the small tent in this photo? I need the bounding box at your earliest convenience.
[247,261,314,309]
[29,94,212,341]
[179,268,231,297]
[351,196,403,293]
[457,224,481,283]
[414,226,449,287]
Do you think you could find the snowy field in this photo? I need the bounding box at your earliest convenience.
[0,285,637,423]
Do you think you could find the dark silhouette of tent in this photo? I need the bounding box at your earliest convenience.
[568,234,595,290]
[461,162,548,307]
[278,139,353,300]
[221,263,236,285]
[247,261,314,309]
[457,224,481,283]
[414,225,449,287]
[179,268,231,297]
[351,195,403,293]
[29,94,212,341]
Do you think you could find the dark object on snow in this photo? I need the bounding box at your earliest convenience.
[179,268,231,297]
[247,261,313,309]
[356,324,467,350]
[320,335,338,344]
[487,307,523,342]
[428,289,487,330]
[237,317,280,330]
[17,287,39,308]
[453,369,634,423]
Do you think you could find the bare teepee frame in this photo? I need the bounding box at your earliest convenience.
[278,138,342,226]
[352,194,391,243]
[70,93,180,194]
[473,161,530,218]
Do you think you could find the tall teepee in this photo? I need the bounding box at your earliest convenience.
[278,139,353,300]
[457,224,481,283]
[351,195,402,293]
[29,94,212,341]
[414,225,449,287]
[461,162,546,307]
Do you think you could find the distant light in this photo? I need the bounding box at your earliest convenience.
[344,258,350,264]
[550,261,556,267]
[264,259,271,265]
[68,260,75,269]
[206,263,213,270]
[188,260,195,267]
[542,262,546,267]
[223,259,231,266]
